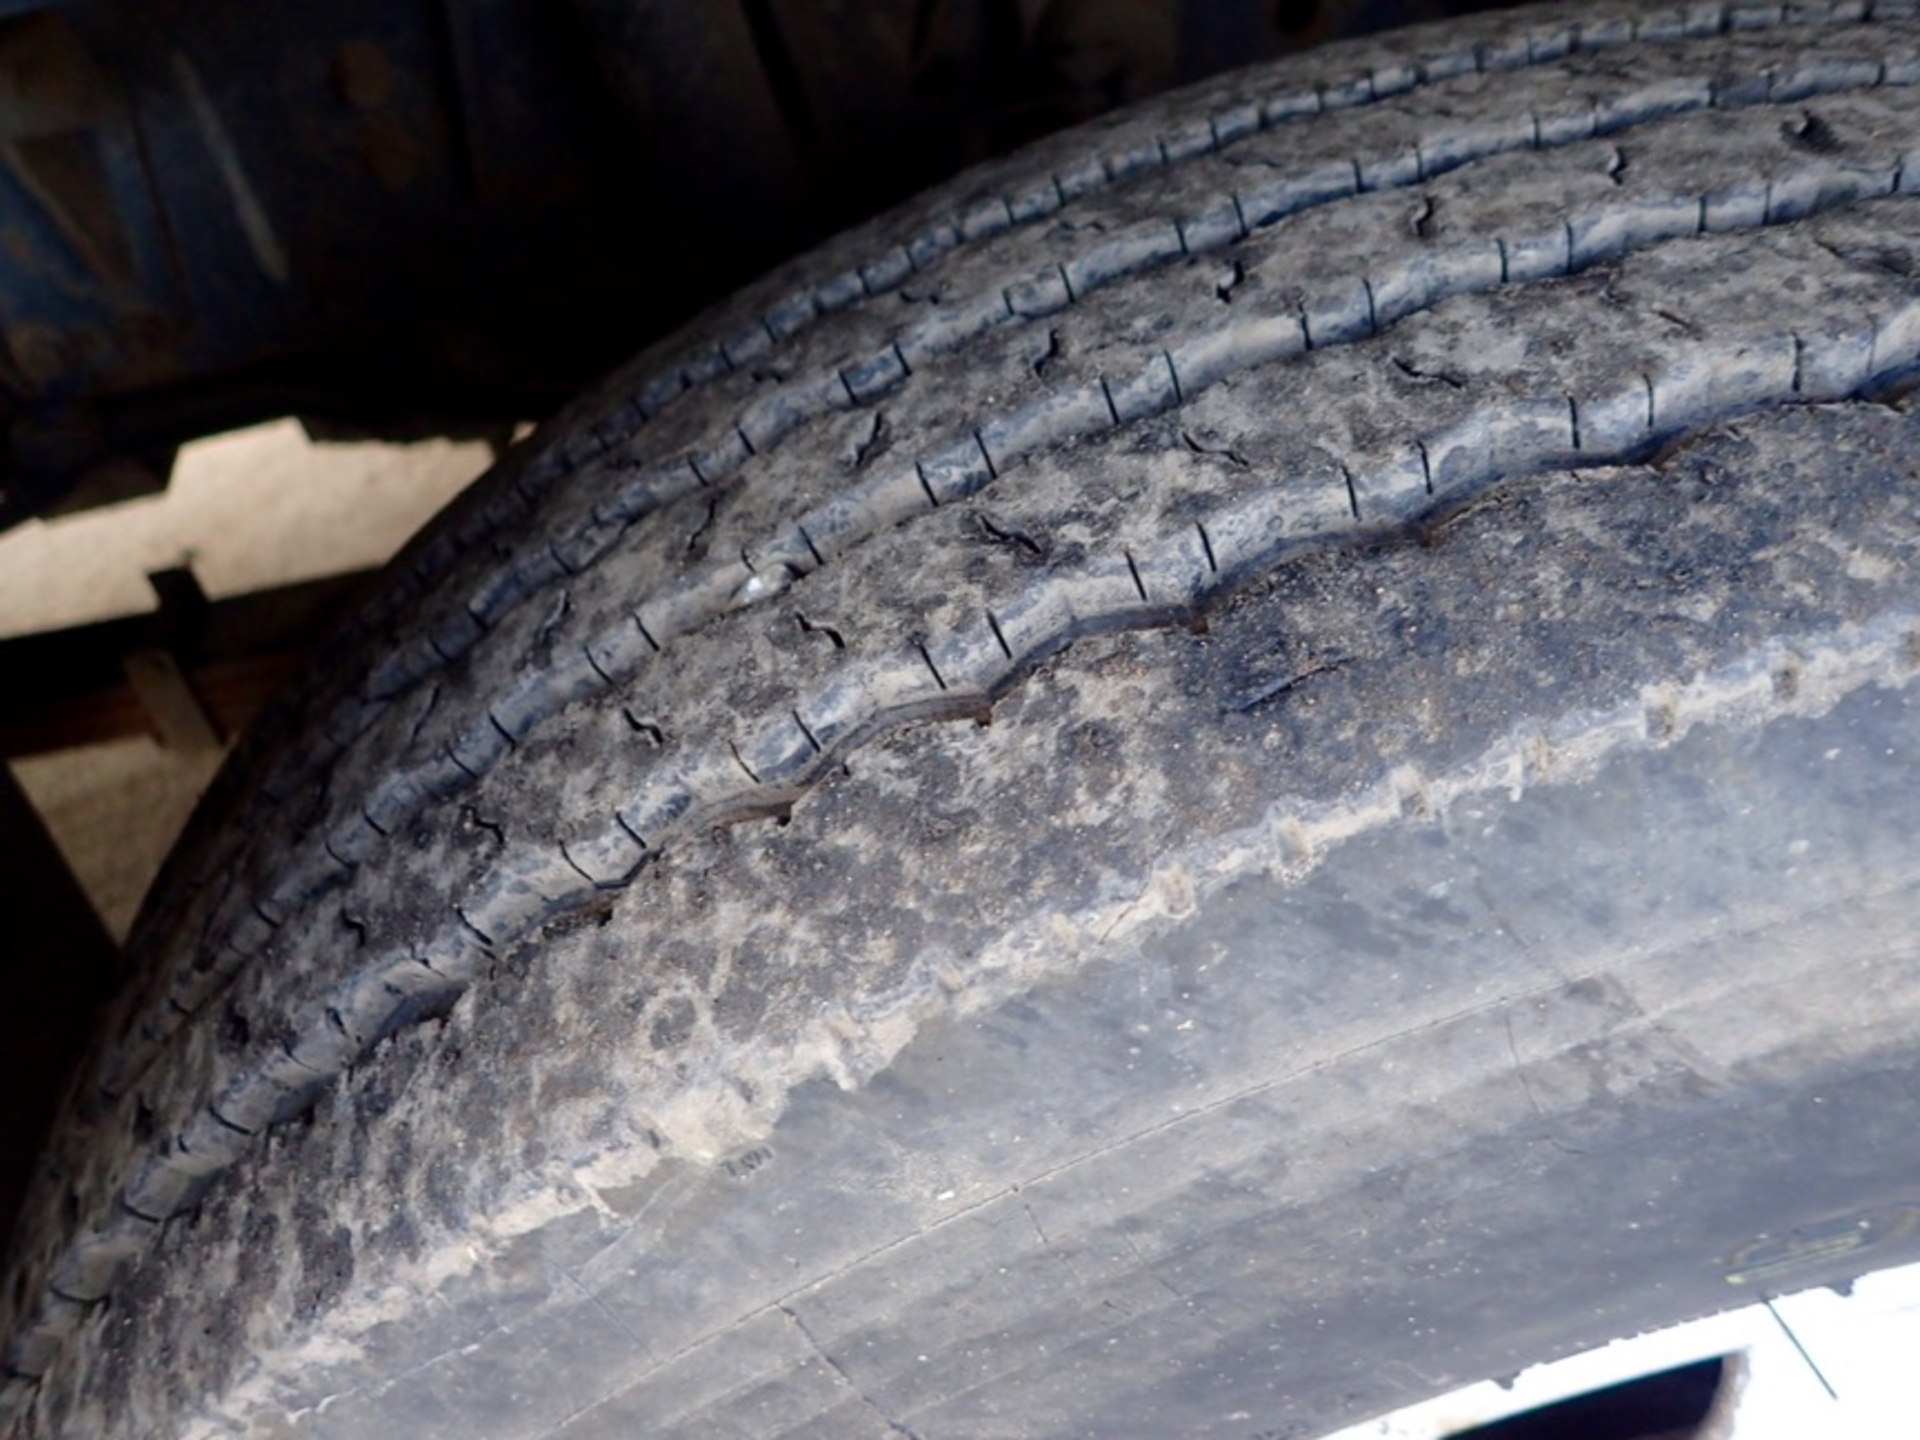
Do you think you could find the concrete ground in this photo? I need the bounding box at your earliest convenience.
[0,421,490,939]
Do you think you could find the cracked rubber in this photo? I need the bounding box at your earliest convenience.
[8,1,1920,1435]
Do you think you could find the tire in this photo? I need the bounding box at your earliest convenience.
[8,1,1920,1435]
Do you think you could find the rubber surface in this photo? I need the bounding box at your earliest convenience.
[5,1,1920,1435]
